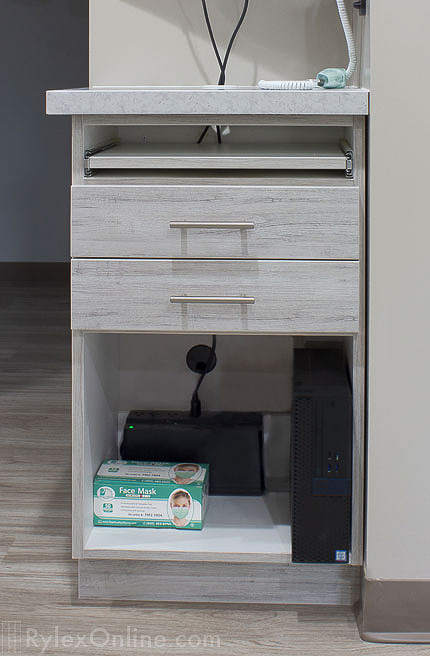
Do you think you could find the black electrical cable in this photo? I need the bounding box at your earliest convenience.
[190,335,217,418]
[197,125,210,145]
[198,0,250,144]
[217,0,249,86]
[201,0,223,71]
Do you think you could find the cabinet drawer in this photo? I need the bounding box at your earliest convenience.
[72,259,359,334]
[71,185,359,260]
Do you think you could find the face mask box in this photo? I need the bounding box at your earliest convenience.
[94,460,209,530]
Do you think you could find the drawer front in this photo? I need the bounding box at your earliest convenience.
[71,185,359,260]
[72,259,359,334]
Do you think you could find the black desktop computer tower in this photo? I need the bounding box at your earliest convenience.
[291,348,352,564]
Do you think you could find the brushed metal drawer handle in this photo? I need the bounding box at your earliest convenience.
[170,296,255,305]
[169,222,255,230]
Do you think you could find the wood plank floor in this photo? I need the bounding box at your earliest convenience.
[0,281,427,655]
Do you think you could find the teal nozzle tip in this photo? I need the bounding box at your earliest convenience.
[317,68,347,89]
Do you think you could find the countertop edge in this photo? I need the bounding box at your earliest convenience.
[46,88,369,117]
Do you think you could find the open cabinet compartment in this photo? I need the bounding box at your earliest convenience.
[82,123,355,177]
[73,332,362,565]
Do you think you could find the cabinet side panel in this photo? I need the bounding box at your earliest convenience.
[73,333,119,556]
[72,331,85,558]
[350,117,366,565]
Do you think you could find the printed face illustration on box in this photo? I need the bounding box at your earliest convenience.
[171,463,201,485]
[169,490,192,528]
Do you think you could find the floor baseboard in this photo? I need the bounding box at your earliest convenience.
[358,577,430,641]
[0,262,69,283]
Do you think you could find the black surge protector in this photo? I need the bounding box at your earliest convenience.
[292,349,352,564]
[121,411,264,495]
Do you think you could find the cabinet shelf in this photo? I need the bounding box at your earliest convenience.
[84,492,292,563]
[88,142,349,171]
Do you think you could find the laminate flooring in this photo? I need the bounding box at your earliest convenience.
[0,281,427,655]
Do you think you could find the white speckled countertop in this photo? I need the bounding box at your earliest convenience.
[46,86,369,116]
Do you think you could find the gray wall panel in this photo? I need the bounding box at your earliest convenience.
[0,0,88,262]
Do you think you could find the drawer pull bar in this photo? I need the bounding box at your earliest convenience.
[169,222,255,230]
[170,296,255,305]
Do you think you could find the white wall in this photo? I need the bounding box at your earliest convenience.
[366,0,430,580]
[90,0,354,86]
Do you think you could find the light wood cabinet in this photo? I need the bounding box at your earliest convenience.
[46,96,368,604]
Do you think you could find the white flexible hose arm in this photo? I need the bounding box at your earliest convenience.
[336,0,357,80]
[258,0,357,91]
[258,79,318,90]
